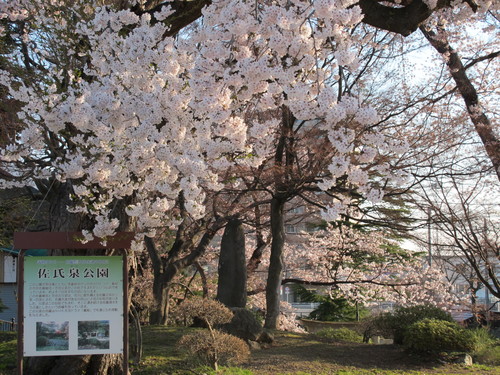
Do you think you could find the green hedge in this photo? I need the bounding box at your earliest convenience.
[373,304,453,344]
[404,318,476,354]
[316,327,364,343]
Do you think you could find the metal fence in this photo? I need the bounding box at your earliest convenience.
[0,318,17,331]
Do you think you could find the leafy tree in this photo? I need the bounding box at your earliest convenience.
[293,285,369,322]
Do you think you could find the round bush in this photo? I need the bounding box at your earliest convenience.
[36,336,49,347]
[172,297,234,328]
[404,318,476,354]
[316,327,363,343]
[373,304,453,344]
[178,330,250,367]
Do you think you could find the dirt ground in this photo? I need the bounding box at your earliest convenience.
[241,332,500,375]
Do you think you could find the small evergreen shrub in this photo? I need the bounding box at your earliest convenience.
[178,330,250,367]
[36,336,49,347]
[315,327,364,343]
[175,297,249,370]
[373,304,453,344]
[469,327,497,353]
[404,318,476,354]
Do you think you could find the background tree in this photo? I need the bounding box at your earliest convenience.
[414,165,499,301]
[282,224,456,307]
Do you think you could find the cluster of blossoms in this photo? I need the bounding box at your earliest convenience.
[1,0,496,241]
[288,225,458,308]
[1,1,396,235]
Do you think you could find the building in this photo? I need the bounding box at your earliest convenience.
[0,248,17,323]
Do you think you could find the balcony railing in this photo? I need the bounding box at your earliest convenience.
[0,319,17,332]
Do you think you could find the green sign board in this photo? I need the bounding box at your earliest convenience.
[23,256,123,357]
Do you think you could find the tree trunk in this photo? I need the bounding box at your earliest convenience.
[216,218,247,308]
[25,180,129,375]
[149,271,170,325]
[420,23,500,181]
[264,104,294,329]
[264,196,286,329]
[146,218,225,324]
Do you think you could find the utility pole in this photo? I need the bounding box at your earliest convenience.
[483,217,491,323]
[427,207,432,266]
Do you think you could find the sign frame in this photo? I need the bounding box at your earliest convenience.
[15,232,133,375]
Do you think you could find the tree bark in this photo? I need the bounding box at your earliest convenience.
[146,217,225,324]
[216,218,247,308]
[264,104,295,329]
[264,196,286,329]
[145,235,170,325]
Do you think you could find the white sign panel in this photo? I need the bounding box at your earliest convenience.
[23,256,123,357]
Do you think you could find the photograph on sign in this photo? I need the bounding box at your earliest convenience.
[36,321,69,351]
[23,256,123,357]
[78,320,110,350]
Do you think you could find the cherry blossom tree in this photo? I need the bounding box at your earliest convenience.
[414,166,499,302]
[419,13,499,181]
[282,224,457,308]
[0,0,497,372]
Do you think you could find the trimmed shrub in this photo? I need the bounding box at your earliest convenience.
[404,318,476,354]
[174,297,248,370]
[172,297,234,328]
[373,304,453,344]
[36,336,49,347]
[315,327,364,343]
[178,330,250,368]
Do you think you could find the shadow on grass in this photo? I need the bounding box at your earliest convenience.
[244,331,440,374]
[133,325,202,375]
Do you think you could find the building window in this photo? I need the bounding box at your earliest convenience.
[289,206,304,214]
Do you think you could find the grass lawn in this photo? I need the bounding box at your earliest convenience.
[1,327,499,374]
[133,327,500,375]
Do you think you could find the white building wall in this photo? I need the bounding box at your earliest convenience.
[3,255,16,283]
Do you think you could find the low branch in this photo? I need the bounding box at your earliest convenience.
[464,50,500,70]
[282,278,418,287]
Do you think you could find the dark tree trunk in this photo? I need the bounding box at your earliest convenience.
[216,218,247,308]
[146,217,225,324]
[264,105,294,329]
[149,271,170,325]
[420,23,500,181]
[145,235,170,325]
[264,196,286,329]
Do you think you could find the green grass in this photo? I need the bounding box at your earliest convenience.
[273,368,499,375]
[0,331,17,374]
[131,326,194,375]
[474,344,500,366]
[1,327,499,375]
